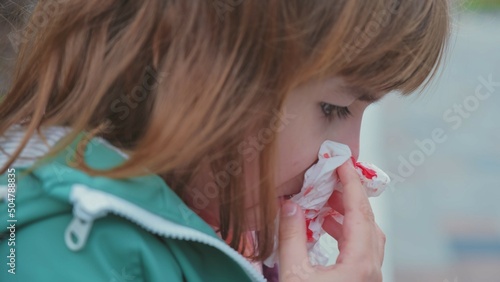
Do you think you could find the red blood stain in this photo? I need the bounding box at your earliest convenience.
[305,218,314,242]
[323,153,330,158]
[303,209,318,242]
[351,157,377,180]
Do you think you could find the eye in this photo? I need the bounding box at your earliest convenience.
[320,102,352,121]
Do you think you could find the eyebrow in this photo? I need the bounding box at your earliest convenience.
[341,85,383,103]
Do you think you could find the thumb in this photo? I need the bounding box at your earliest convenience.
[278,201,309,271]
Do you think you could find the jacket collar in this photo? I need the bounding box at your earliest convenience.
[27,131,219,239]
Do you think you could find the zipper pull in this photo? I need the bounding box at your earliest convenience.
[64,184,110,251]
[64,216,94,251]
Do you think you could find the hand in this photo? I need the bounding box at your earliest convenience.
[278,161,386,282]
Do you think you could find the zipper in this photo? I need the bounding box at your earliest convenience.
[64,184,267,282]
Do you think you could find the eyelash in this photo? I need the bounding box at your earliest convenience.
[320,102,352,121]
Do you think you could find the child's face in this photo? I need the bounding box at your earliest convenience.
[189,77,385,229]
[273,77,384,199]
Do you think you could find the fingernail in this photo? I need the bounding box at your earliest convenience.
[281,201,297,217]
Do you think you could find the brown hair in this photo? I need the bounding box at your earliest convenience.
[0,0,449,260]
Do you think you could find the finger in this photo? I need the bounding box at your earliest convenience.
[376,225,387,267]
[337,161,370,212]
[278,201,309,271]
[327,190,344,214]
[322,214,344,243]
[336,161,376,263]
[337,161,374,222]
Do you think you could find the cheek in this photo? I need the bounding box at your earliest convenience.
[274,118,325,189]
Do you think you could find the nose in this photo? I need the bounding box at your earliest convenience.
[326,115,363,161]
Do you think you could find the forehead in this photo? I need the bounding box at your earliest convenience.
[338,83,385,103]
[319,76,386,103]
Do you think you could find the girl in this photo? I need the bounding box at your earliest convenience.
[0,0,449,281]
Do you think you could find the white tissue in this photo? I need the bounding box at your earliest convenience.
[264,140,390,267]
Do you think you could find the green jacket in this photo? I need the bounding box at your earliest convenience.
[0,127,266,282]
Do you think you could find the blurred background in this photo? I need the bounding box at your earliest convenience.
[360,1,500,281]
[1,1,499,281]
[320,1,500,281]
